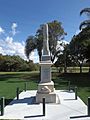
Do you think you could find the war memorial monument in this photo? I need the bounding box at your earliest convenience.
[36,23,60,103]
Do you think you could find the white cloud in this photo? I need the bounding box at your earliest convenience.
[0,36,27,60]
[0,26,69,63]
[12,23,17,28]
[0,46,5,55]
[56,40,69,51]
[0,35,39,62]
[0,27,4,34]
[53,40,69,63]
[11,23,17,36]
[0,23,28,60]
[30,50,39,63]
[5,36,13,44]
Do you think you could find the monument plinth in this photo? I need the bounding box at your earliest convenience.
[36,24,60,103]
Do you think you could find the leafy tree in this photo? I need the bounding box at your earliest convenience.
[25,20,66,63]
[69,27,90,73]
[63,44,72,73]
[0,54,6,71]
[35,28,43,61]
[69,35,86,73]
[55,43,72,73]
[79,8,90,72]
[48,20,66,62]
[55,8,90,73]
[85,44,90,72]
[0,54,38,72]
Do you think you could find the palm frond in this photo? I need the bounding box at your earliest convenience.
[79,20,90,30]
[80,8,90,16]
[25,36,36,60]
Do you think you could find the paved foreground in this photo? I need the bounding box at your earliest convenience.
[0,90,90,120]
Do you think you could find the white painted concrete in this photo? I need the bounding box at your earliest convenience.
[0,90,90,120]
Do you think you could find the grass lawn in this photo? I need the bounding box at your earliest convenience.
[0,71,39,105]
[52,72,90,104]
[0,71,90,105]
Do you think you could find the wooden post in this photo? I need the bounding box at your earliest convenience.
[75,86,77,100]
[88,97,90,116]
[24,82,27,91]
[68,81,70,91]
[42,98,45,116]
[16,87,19,100]
[1,97,5,116]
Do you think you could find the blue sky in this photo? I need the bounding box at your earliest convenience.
[0,0,90,62]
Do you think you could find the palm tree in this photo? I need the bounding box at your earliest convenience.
[79,8,90,30]
[35,28,43,61]
[25,31,43,62]
[25,36,36,60]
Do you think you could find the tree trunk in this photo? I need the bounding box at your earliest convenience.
[64,52,67,73]
[39,56,41,82]
[80,64,82,73]
[64,66,67,73]
[64,58,67,73]
[89,63,90,73]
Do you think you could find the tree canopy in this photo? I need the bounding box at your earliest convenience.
[0,54,39,72]
[25,20,66,63]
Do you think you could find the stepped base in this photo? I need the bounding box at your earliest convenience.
[36,81,60,103]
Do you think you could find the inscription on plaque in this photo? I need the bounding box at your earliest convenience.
[41,67,51,83]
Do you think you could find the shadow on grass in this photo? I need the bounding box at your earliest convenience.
[0,72,40,82]
[7,79,39,84]
[55,73,90,88]
[86,87,90,92]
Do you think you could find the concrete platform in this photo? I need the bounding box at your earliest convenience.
[0,90,90,120]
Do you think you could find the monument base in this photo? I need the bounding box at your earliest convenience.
[36,81,60,103]
[36,92,60,103]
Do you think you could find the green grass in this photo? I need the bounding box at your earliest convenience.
[52,72,90,104]
[0,72,39,105]
[0,71,90,105]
